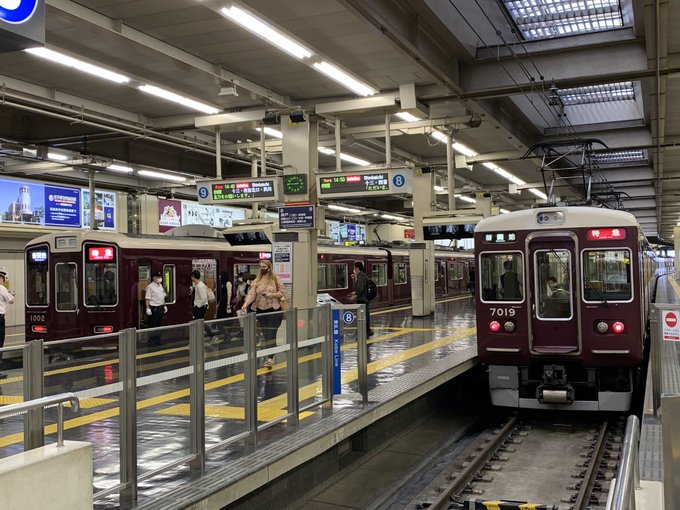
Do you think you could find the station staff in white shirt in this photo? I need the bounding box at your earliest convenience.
[145,271,167,346]
[0,271,16,380]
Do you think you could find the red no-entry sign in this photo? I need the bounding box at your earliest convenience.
[663,310,680,342]
[666,312,678,328]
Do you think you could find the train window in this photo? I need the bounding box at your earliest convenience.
[582,249,633,302]
[534,250,573,320]
[449,262,464,281]
[318,264,348,291]
[84,244,118,307]
[371,264,387,286]
[163,265,176,304]
[394,263,408,285]
[480,252,524,302]
[26,246,49,306]
[55,263,77,311]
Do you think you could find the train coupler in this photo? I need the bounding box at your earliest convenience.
[536,365,575,404]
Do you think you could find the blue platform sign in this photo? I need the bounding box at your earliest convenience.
[332,309,341,395]
[44,184,81,227]
[0,0,44,52]
[342,311,355,324]
[279,205,315,229]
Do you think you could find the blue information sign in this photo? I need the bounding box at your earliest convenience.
[279,205,315,229]
[342,311,355,324]
[332,309,341,395]
[44,185,81,227]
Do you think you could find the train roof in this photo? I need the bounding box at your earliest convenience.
[474,206,640,232]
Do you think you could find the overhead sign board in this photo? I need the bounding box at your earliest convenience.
[0,0,45,52]
[317,169,411,199]
[197,178,279,205]
[279,205,315,229]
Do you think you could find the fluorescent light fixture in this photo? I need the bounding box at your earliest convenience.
[256,127,283,139]
[482,162,526,186]
[433,185,445,192]
[381,214,402,221]
[107,164,134,173]
[138,85,219,115]
[500,208,510,214]
[313,61,377,97]
[430,130,446,142]
[221,6,313,60]
[317,147,370,166]
[395,111,420,122]
[25,47,131,84]
[454,194,476,204]
[137,169,187,182]
[47,152,68,161]
[452,142,478,157]
[529,188,548,200]
[327,204,361,214]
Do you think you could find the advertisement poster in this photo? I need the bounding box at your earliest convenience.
[0,178,46,226]
[44,185,81,227]
[82,189,116,230]
[158,199,182,233]
[182,202,245,229]
[273,242,293,283]
[326,220,340,243]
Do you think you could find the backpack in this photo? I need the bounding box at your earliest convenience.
[366,279,378,301]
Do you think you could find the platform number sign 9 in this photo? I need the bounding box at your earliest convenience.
[0,0,39,24]
[198,186,209,200]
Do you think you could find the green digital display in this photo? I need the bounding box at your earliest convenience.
[283,174,308,195]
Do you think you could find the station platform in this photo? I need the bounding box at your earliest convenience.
[0,293,479,509]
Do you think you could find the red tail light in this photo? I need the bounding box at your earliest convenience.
[612,322,625,334]
[31,325,47,334]
[489,321,501,332]
[94,326,114,334]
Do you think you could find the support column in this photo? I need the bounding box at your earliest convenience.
[412,167,433,243]
[446,134,455,211]
[215,126,222,179]
[281,115,319,310]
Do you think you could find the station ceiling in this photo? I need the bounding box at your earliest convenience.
[0,0,677,240]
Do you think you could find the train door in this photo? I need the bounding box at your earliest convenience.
[137,261,152,329]
[54,261,80,339]
[529,237,579,354]
[192,258,217,319]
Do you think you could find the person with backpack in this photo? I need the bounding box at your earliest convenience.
[349,261,374,337]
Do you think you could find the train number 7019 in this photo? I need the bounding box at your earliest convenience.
[490,308,516,317]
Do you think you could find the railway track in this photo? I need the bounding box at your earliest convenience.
[409,413,626,510]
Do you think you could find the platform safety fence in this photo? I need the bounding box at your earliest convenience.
[0,303,373,504]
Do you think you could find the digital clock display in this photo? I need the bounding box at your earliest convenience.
[283,174,308,195]
[211,179,276,201]
[319,172,390,195]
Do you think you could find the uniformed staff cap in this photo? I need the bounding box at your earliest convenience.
[0,271,6,279]
[152,271,162,278]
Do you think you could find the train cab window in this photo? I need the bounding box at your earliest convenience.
[372,264,388,286]
[318,263,348,290]
[480,252,524,302]
[582,249,633,302]
[163,265,176,304]
[26,247,49,306]
[394,263,408,285]
[55,263,77,311]
[84,244,118,307]
[535,250,572,320]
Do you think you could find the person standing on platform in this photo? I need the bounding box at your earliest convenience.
[240,260,287,369]
[215,271,233,344]
[191,270,214,340]
[350,261,373,337]
[145,271,167,345]
[0,271,15,379]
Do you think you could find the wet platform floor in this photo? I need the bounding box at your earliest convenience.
[0,293,479,508]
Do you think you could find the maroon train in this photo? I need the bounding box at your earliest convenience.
[24,231,473,343]
[474,206,657,411]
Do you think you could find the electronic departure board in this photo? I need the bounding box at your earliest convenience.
[316,169,410,199]
[197,178,279,204]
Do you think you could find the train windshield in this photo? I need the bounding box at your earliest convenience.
[582,249,633,302]
[480,252,524,302]
[26,246,49,306]
[84,244,118,306]
[535,250,573,319]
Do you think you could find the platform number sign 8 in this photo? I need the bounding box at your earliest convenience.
[342,311,355,324]
[393,174,405,188]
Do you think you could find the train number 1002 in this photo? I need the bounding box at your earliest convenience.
[29,314,46,322]
[490,308,516,317]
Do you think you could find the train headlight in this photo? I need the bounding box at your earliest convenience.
[489,321,501,332]
[596,321,609,333]
[612,321,625,334]
[503,321,515,332]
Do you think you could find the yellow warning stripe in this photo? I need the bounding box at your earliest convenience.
[373,294,470,315]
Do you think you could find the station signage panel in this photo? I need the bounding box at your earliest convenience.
[279,205,315,229]
[317,169,411,199]
[0,0,45,52]
[197,178,279,205]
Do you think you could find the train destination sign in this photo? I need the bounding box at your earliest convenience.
[482,232,518,243]
[197,178,279,205]
[317,169,411,199]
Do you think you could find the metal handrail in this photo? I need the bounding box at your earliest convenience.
[608,415,640,510]
[0,392,80,447]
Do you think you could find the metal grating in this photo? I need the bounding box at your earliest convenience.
[557,81,635,105]
[503,0,624,40]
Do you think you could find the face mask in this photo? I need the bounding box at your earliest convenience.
[154,278,161,283]
[260,268,268,275]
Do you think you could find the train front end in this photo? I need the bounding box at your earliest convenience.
[474,206,646,411]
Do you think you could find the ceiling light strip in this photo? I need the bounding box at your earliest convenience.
[24,47,131,84]
[313,62,376,97]
[139,85,219,115]
[137,169,187,182]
